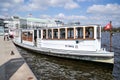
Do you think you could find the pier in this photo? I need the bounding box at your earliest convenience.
[0,36,37,80]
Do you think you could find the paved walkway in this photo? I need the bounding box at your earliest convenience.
[0,36,37,80]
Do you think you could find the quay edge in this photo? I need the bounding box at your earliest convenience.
[0,36,37,80]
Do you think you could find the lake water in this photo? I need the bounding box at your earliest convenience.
[17,32,120,80]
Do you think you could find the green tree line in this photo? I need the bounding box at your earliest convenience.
[102,27,120,32]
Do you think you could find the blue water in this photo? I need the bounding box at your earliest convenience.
[102,32,120,80]
[17,32,120,80]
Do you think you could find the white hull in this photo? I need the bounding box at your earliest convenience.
[13,40,114,64]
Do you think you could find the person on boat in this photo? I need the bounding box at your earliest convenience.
[85,29,90,38]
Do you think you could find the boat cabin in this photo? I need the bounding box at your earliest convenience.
[15,25,101,51]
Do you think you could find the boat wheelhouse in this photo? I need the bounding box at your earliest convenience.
[13,24,114,64]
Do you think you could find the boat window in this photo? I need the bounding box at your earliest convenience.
[39,30,41,38]
[48,29,52,39]
[67,28,74,39]
[28,31,33,41]
[97,26,101,39]
[85,27,94,39]
[53,29,58,39]
[15,30,19,37]
[22,32,27,40]
[76,27,83,39]
[60,28,65,39]
[43,29,46,39]
[22,31,33,42]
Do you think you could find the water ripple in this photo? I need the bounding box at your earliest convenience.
[16,32,120,80]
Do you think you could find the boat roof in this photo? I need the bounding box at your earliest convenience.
[20,24,101,30]
[41,24,101,29]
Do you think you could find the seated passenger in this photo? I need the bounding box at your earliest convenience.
[85,30,90,38]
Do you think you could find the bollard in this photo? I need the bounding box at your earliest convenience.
[11,50,15,55]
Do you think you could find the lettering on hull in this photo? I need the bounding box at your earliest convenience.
[65,45,78,48]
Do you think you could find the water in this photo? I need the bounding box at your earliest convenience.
[17,32,120,80]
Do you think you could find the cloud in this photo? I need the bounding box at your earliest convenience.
[86,3,120,27]
[20,0,79,11]
[77,0,95,2]
[40,15,52,19]
[0,0,24,8]
[40,13,87,21]
[0,0,24,12]
[49,0,79,9]
[87,4,120,15]
[54,13,66,19]
[63,1,79,9]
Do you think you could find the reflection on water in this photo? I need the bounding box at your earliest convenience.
[17,32,120,80]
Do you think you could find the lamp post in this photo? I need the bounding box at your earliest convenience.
[109,21,112,52]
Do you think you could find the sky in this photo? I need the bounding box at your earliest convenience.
[0,0,120,27]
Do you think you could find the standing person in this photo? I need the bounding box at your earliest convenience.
[4,32,9,41]
[9,31,14,39]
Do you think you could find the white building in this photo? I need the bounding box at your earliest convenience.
[26,18,57,28]
[4,16,20,30]
[4,16,62,30]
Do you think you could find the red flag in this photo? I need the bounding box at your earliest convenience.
[104,23,112,30]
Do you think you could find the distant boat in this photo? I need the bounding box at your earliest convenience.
[13,24,114,64]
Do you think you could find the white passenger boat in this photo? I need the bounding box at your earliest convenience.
[13,24,114,64]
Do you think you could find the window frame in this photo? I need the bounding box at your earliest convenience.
[67,28,74,39]
[84,27,94,40]
[39,30,41,38]
[22,31,33,42]
[75,27,83,39]
[48,29,52,39]
[43,29,46,39]
[53,29,58,39]
[60,28,66,39]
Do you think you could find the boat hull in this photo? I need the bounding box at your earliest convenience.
[13,40,114,64]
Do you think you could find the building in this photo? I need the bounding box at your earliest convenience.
[26,18,57,29]
[4,16,20,30]
[0,18,5,35]
[4,16,61,30]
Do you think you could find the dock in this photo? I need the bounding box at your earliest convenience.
[0,36,37,80]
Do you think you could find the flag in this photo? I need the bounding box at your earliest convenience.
[104,23,112,30]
